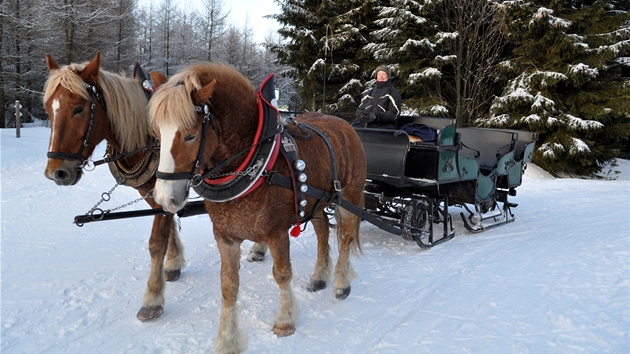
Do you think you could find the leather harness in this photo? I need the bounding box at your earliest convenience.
[155,73,355,232]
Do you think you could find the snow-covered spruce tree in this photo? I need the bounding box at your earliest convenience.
[270,0,376,119]
[365,0,506,124]
[364,0,446,117]
[327,0,381,119]
[478,0,630,176]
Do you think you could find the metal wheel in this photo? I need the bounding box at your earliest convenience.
[401,199,431,247]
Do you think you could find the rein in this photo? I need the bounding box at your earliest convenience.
[93,139,159,167]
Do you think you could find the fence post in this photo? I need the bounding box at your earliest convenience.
[15,100,21,138]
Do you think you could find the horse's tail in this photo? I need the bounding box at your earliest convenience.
[334,191,364,257]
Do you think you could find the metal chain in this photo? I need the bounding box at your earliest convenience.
[191,160,263,187]
[206,160,263,179]
[85,152,154,220]
[101,191,154,213]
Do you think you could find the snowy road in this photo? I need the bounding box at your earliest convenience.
[2,127,629,353]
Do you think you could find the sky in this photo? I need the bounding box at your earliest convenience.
[223,0,281,42]
[138,0,282,43]
[1,125,628,353]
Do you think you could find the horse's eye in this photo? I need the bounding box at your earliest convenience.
[184,134,196,142]
[73,107,84,115]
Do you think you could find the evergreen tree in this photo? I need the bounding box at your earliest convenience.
[324,0,378,119]
[270,0,376,119]
[365,0,506,124]
[478,0,630,176]
[365,0,444,116]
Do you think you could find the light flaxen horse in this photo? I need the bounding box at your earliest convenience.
[43,52,184,322]
[148,62,366,353]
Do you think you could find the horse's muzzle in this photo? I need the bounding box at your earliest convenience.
[154,179,190,213]
[44,160,82,186]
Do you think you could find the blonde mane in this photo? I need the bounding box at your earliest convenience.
[149,62,255,131]
[43,63,151,152]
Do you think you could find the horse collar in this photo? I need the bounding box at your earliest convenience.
[190,73,283,202]
[106,140,160,188]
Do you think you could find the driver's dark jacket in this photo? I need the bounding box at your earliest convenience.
[353,79,402,128]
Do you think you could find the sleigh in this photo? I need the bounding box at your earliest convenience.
[355,118,536,248]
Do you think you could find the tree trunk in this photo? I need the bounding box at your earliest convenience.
[64,0,75,64]
[13,0,21,128]
[117,0,123,72]
[0,0,5,128]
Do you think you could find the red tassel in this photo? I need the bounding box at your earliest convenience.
[290,224,301,237]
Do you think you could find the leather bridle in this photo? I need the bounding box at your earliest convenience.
[46,82,106,168]
[155,102,219,185]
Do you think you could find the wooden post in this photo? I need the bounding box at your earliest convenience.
[15,100,21,138]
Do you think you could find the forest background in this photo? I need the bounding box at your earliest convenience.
[1,0,629,176]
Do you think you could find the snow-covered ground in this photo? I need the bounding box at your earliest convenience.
[2,127,629,353]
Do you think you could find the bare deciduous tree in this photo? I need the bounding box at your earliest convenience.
[439,0,506,126]
[0,0,288,126]
[200,0,228,62]
[0,0,7,127]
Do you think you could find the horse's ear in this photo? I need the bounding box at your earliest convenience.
[149,71,168,89]
[80,51,102,83]
[192,79,218,104]
[45,53,59,71]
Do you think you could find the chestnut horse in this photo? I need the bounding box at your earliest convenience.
[43,52,184,322]
[148,62,366,353]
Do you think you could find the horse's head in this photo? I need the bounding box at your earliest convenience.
[43,51,109,186]
[150,63,258,212]
[149,71,220,212]
[44,52,154,187]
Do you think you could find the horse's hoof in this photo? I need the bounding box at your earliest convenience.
[165,269,181,282]
[307,280,327,292]
[335,286,351,300]
[246,251,265,262]
[273,324,295,337]
[137,306,164,322]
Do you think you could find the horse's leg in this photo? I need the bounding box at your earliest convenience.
[306,211,332,292]
[165,223,185,281]
[267,231,299,336]
[214,231,247,354]
[332,204,362,300]
[137,213,172,321]
[245,242,267,262]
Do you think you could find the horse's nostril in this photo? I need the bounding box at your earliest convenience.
[54,169,69,181]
